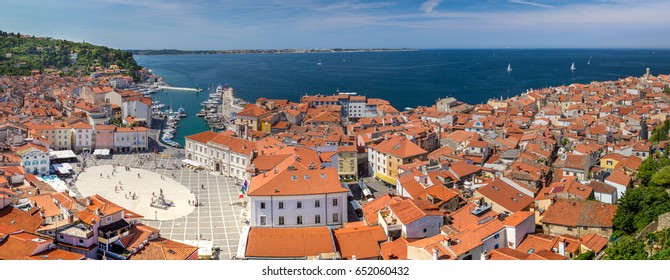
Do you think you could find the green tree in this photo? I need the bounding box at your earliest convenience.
[603,236,648,260]
[613,187,670,234]
[651,166,670,188]
[638,156,658,186]
[573,250,595,260]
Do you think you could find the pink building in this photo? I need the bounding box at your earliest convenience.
[94,125,115,150]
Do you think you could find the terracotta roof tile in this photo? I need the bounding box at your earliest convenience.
[380,237,409,260]
[476,179,533,213]
[0,207,44,233]
[245,227,336,258]
[369,135,427,159]
[388,199,443,225]
[333,225,387,260]
[580,233,608,253]
[362,194,406,225]
[127,237,197,260]
[540,199,616,228]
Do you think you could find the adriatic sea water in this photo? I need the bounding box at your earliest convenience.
[135,49,670,145]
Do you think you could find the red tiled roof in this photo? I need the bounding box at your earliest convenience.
[128,237,197,260]
[540,199,616,228]
[380,237,409,260]
[333,225,387,260]
[580,233,608,253]
[362,194,406,225]
[605,169,631,187]
[184,131,218,144]
[0,207,44,233]
[245,227,336,258]
[476,179,533,213]
[369,135,427,159]
[388,199,443,225]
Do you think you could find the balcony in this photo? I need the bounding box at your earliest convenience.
[97,219,130,244]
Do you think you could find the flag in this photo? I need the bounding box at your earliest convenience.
[239,194,244,199]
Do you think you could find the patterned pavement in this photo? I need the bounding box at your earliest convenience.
[77,152,245,260]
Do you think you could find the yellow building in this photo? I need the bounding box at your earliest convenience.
[235,105,270,138]
[599,153,623,171]
[337,145,358,180]
[53,121,73,150]
[368,135,428,185]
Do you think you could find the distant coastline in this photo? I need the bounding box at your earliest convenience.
[127,48,417,56]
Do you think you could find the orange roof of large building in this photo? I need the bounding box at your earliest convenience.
[333,225,387,260]
[245,227,336,258]
[248,161,348,196]
[184,131,219,144]
[209,133,256,155]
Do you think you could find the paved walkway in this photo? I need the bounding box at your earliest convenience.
[80,153,245,260]
[76,165,196,221]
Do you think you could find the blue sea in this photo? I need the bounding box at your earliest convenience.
[134,49,670,145]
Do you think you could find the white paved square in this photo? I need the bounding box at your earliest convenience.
[73,152,246,260]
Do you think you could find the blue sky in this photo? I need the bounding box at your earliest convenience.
[1,0,669,49]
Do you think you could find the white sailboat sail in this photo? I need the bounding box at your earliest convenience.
[507,63,512,72]
[570,62,576,70]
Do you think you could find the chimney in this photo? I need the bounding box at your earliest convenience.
[432,249,439,260]
[352,255,357,260]
[558,240,566,256]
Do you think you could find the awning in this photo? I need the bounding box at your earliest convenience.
[181,159,203,168]
[93,149,111,156]
[49,150,77,160]
[51,163,74,174]
[375,171,397,185]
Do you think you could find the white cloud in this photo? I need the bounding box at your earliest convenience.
[419,0,441,13]
[508,0,556,9]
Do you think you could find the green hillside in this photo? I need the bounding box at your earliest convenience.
[0,30,140,79]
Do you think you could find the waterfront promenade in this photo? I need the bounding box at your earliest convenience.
[157,85,202,92]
